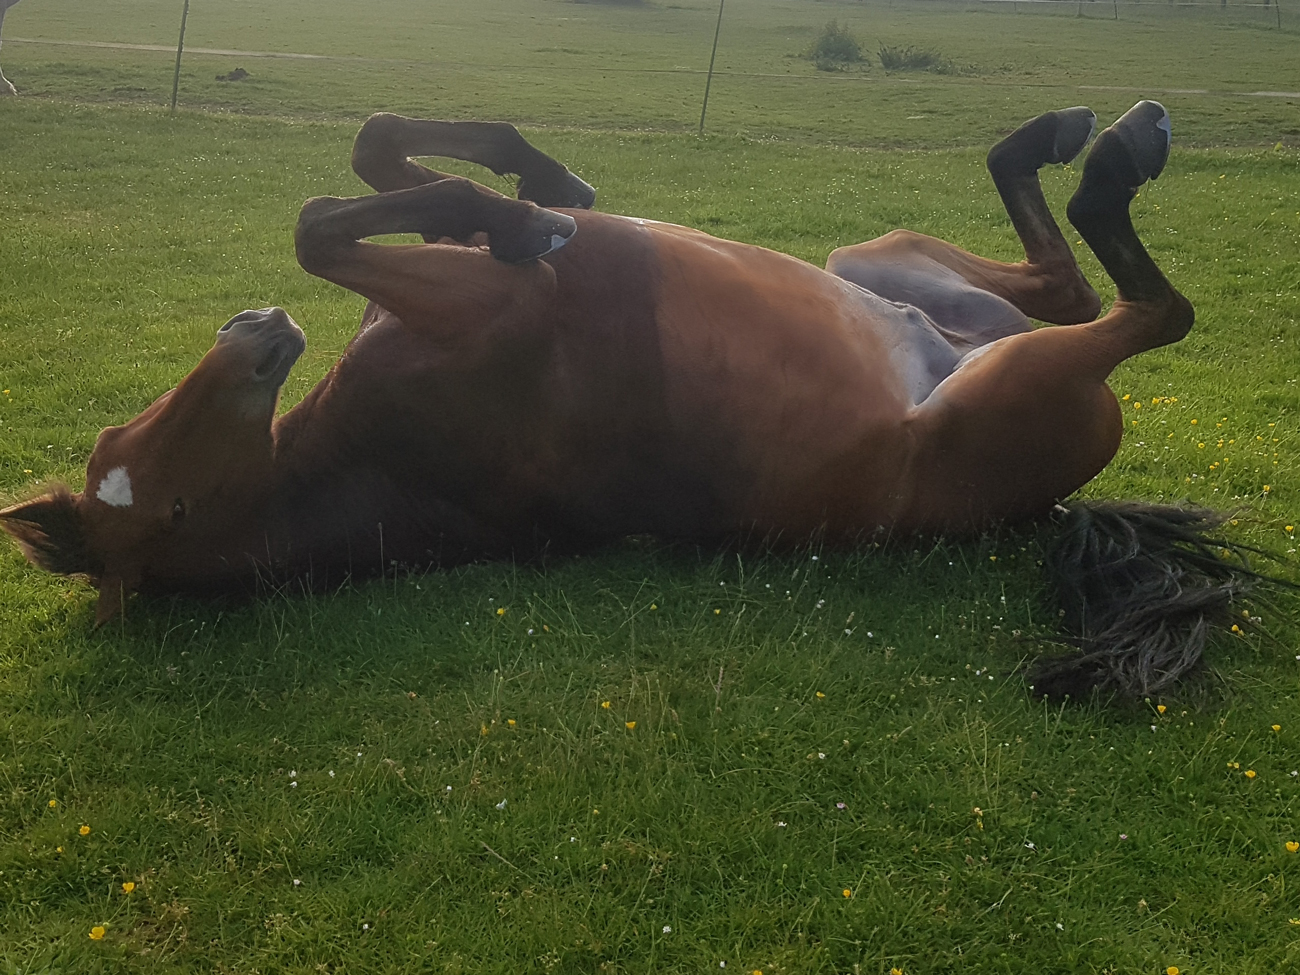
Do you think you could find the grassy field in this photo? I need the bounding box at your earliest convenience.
[2,1,1300,972]
[3,0,1300,145]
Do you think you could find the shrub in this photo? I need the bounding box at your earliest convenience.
[878,44,959,75]
[809,21,865,72]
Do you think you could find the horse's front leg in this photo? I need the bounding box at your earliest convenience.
[350,113,596,209]
[294,177,573,334]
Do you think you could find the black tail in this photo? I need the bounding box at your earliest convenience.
[1030,500,1291,700]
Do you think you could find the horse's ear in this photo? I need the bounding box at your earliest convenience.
[0,486,93,576]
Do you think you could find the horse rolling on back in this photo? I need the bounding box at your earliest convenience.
[6,103,1248,698]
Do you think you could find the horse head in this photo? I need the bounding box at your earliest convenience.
[0,307,305,624]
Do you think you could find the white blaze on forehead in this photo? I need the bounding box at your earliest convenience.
[96,466,134,508]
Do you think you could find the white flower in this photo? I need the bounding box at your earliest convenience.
[289,770,297,778]
[328,770,335,778]
[662,925,672,934]
[776,821,786,827]
[293,879,302,886]
[1055,922,1064,931]
[818,753,826,760]
[496,799,508,810]
[290,781,298,788]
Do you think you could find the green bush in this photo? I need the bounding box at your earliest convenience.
[809,20,864,72]
[878,44,960,74]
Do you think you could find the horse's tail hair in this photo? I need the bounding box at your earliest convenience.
[1030,500,1289,701]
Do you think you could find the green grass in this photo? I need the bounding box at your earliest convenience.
[2,0,1300,145]
[2,1,1300,971]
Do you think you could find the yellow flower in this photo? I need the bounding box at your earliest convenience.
[1157,704,1166,714]
[714,608,721,615]
[842,888,852,898]
[48,799,57,808]
[1231,624,1241,633]
[1287,841,1299,853]
[1287,526,1294,533]
[601,701,611,709]
[122,881,135,893]
[891,969,904,975]
[507,719,516,727]
[816,691,826,699]
[1122,394,1131,401]
[625,721,637,730]
[1191,419,1198,425]
[1166,968,1179,975]
[1246,769,1256,779]
[56,846,63,853]
[496,607,506,616]
[79,825,90,836]
[89,926,105,940]
[650,603,657,610]
[1274,725,1282,732]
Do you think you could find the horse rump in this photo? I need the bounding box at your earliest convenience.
[1030,500,1290,701]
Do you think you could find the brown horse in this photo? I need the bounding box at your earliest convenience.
[4,103,1208,692]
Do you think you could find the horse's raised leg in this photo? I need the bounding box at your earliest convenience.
[827,107,1102,335]
[350,113,596,209]
[901,101,1191,528]
[295,177,575,329]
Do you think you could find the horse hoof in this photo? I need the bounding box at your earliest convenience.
[1048,106,1097,165]
[517,168,597,210]
[490,207,577,265]
[1108,100,1171,183]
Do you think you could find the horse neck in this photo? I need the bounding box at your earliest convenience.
[255,381,395,580]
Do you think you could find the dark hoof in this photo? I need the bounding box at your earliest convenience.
[1048,106,1097,165]
[517,168,597,210]
[490,206,577,265]
[988,105,1095,177]
[1108,99,1172,184]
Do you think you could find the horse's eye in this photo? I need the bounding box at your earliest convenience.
[172,499,186,522]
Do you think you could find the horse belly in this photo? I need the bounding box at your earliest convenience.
[643,228,931,531]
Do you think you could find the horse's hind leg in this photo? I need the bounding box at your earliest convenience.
[828,107,1102,330]
[350,113,596,209]
[902,102,1192,528]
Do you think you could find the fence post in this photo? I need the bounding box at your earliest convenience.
[171,0,190,113]
[699,0,726,136]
